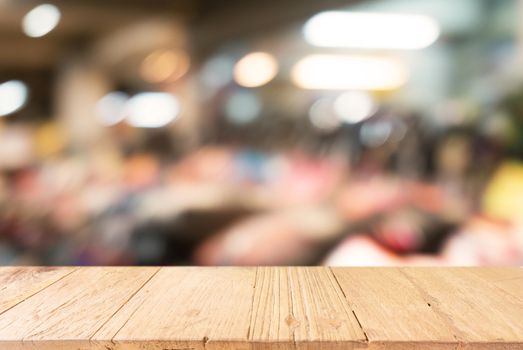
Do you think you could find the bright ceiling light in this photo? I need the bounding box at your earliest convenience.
[291,54,407,91]
[304,11,440,50]
[125,92,179,128]
[333,91,376,124]
[233,52,278,88]
[95,92,129,126]
[0,80,29,117]
[22,4,61,38]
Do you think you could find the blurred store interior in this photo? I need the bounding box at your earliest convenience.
[1,0,523,266]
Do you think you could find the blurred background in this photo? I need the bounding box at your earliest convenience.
[1,0,523,266]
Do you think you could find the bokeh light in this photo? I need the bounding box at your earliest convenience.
[308,98,341,132]
[291,54,408,90]
[360,120,393,147]
[140,50,190,83]
[95,91,129,126]
[22,4,61,38]
[224,90,262,125]
[125,92,180,128]
[333,91,376,124]
[0,80,29,117]
[233,52,278,88]
[200,55,235,90]
[304,11,440,50]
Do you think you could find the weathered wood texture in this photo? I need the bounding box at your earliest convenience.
[0,267,521,349]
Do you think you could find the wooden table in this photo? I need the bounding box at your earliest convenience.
[0,267,521,349]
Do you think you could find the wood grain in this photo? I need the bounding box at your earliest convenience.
[249,267,366,350]
[401,267,523,349]
[469,267,523,302]
[0,267,76,316]
[331,267,458,350]
[0,267,521,350]
[0,267,158,350]
[96,267,256,350]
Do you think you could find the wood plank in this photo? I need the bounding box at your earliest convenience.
[0,267,521,349]
[249,267,366,350]
[0,267,76,315]
[290,267,366,350]
[401,267,523,349]
[95,267,256,350]
[331,267,458,350]
[469,267,523,302]
[248,267,293,350]
[0,267,158,350]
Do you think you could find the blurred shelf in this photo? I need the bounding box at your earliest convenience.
[0,266,521,349]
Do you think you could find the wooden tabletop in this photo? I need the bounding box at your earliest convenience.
[0,267,521,349]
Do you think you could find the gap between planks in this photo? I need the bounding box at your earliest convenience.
[0,267,522,350]
[89,267,162,343]
[0,267,368,349]
[328,266,369,343]
[0,267,78,319]
[245,266,258,341]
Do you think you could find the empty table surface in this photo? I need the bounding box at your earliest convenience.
[0,267,521,349]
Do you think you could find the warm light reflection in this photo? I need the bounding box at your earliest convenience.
[0,80,29,117]
[140,50,190,83]
[233,52,278,88]
[125,92,180,128]
[291,54,408,90]
[22,4,61,38]
[304,11,440,50]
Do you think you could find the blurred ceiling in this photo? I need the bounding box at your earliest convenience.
[0,0,356,70]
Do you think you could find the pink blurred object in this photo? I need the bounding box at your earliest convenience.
[323,235,402,266]
[337,177,406,221]
[194,207,343,265]
[373,210,425,253]
[323,235,447,266]
[124,153,160,190]
[271,152,345,206]
[442,217,523,265]
[171,146,234,183]
[403,254,447,266]
[194,213,310,265]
